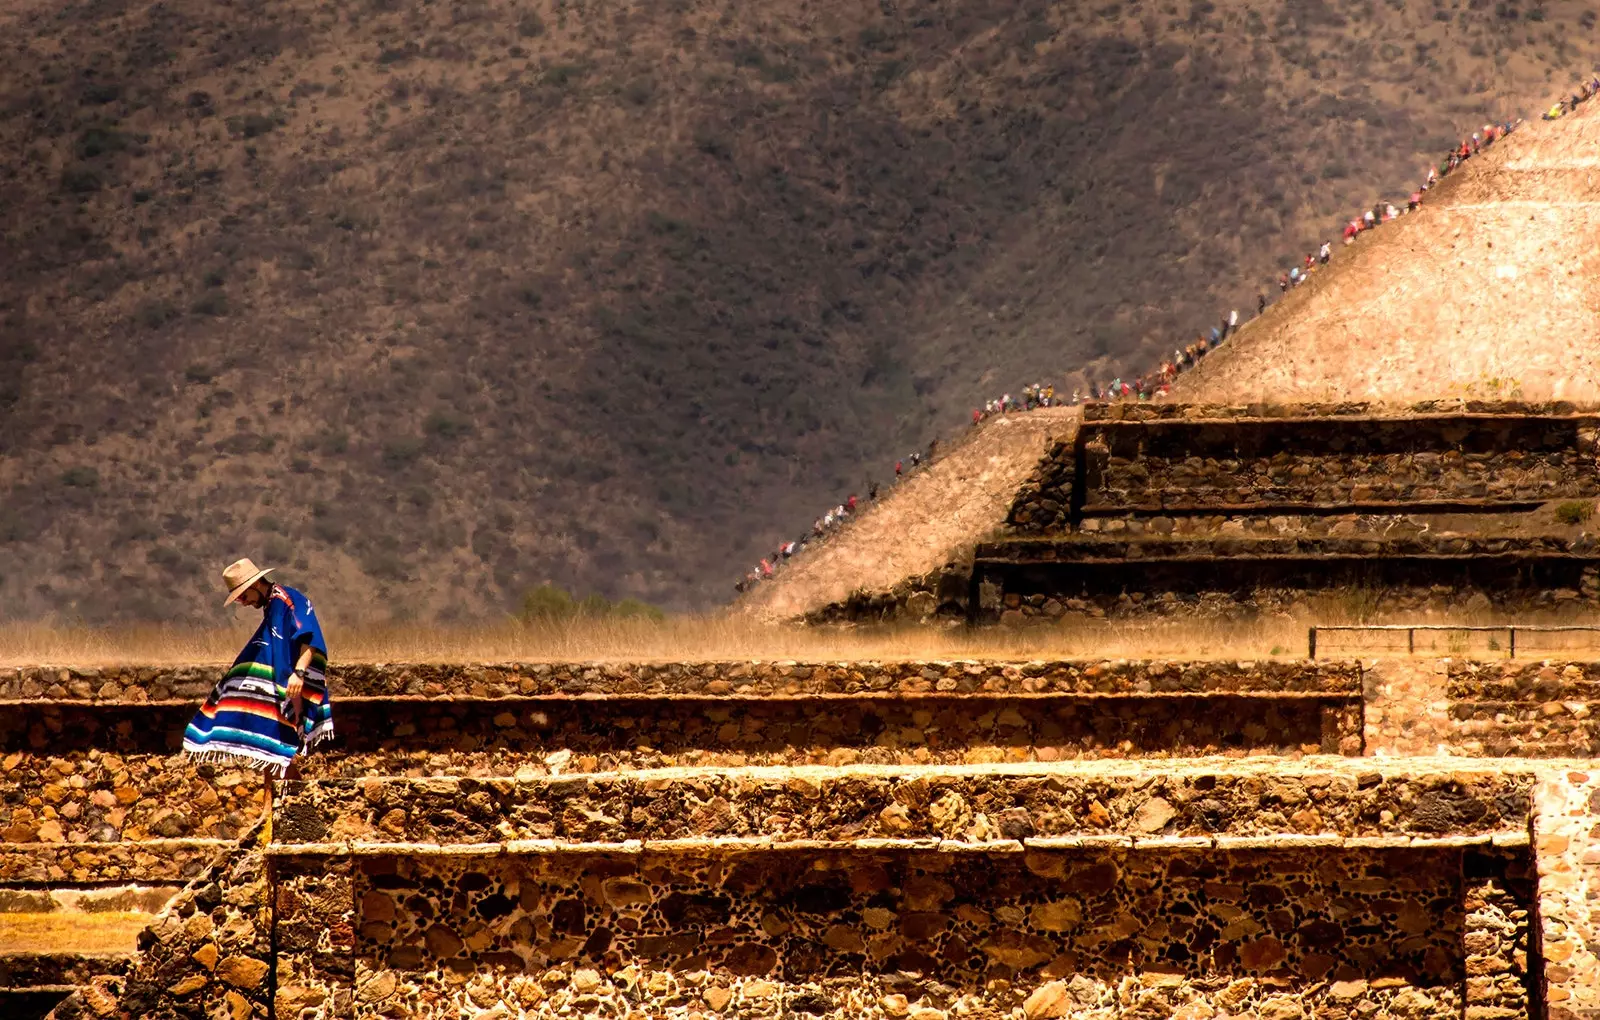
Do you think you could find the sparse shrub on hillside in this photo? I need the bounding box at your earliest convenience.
[693,130,731,159]
[543,64,585,87]
[190,292,228,317]
[60,467,99,489]
[225,113,280,139]
[137,300,178,329]
[76,125,129,159]
[520,582,666,622]
[382,437,426,468]
[262,535,293,563]
[0,508,24,543]
[521,582,575,619]
[59,164,102,193]
[1555,501,1595,525]
[147,545,198,575]
[363,551,410,582]
[518,13,545,37]
[622,77,655,106]
[424,410,472,439]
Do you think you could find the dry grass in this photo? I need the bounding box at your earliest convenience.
[7,607,1600,668]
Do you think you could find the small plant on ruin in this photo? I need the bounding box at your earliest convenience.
[1555,501,1594,526]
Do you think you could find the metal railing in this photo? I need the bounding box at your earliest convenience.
[1308,624,1600,659]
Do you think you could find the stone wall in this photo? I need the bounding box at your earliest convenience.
[334,846,1492,1020]
[304,693,1360,773]
[273,766,1535,847]
[0,658,1364,701]
[1449,661,1600,758]
[968,535,1600,622]
[1007,402,1600,531]
[1533,770,1600,1020]
[43,820,272,1020]
[0,703,262,847]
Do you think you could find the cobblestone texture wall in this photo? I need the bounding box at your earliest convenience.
[0,703,262,847]
[302,693,1359,775]
[1363,661,1452,758]
[1009,401,1600,530]
[1533,770,1600,1020]
[0,659,1364,701]
[1463,847,1536,1020]
[273,767,1535,847]
[341,847,1483,1020]
[44,821,272,1020]
[969,536,1600,623]
[1449,661,1600,757]
[811,538,1600,624]
[274,855,356,1019]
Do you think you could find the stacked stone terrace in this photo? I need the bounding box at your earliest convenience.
[811,400,1600,623]
[6,658,1600,1019]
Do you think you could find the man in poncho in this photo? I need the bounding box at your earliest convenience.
[184,559,332,804]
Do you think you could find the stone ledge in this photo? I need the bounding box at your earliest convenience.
[0,658,1365,702]
[271,762,1539,847]
[977,534,1600,563]
[0,840,235,883]
[0,951,134,987]
[1082,399,1600,421]
[264,830,1526,858]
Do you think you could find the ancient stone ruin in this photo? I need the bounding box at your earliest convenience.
[3,657,1599,1018]
[7,406,1600,1020]
[809,401,1600,624]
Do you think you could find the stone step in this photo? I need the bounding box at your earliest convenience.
[1,658,1361,702]
[260,838,1536,1020]
[270,760,1537,850]
[0,911,148,1020]
[0,887,174,992]
[0,841,233,884]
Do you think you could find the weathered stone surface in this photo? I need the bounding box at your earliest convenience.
[216,955,269,989]
[0,658,1364,702]
[1011,404,1600,529]
[297,846,1478,1018]
[271,763,1537,846]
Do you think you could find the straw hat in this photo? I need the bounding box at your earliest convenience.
[222,557,274,606]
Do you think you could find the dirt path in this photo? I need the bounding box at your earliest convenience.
[735,408,1077,621]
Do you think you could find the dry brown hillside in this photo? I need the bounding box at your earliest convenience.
[2,0,1599,621]
[1175,95,1600,403]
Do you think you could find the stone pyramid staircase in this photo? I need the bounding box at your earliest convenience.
[10,659,1597,1019]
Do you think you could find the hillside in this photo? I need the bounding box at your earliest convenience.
[3,0,1599,621]
[1174,94,1600,403]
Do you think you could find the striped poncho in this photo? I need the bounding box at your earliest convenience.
[183,584,333,775]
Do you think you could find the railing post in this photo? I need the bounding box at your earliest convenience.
[1509,626,1516,659]
[1308,627,1317,660]
[1408,628,1415,655]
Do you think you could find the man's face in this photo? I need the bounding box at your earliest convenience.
[237,581,269,609]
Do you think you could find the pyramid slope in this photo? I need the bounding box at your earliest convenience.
[1173,101,1600,404]
[735,408,1076,621]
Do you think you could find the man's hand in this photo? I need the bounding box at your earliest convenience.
[285,670,305,723]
